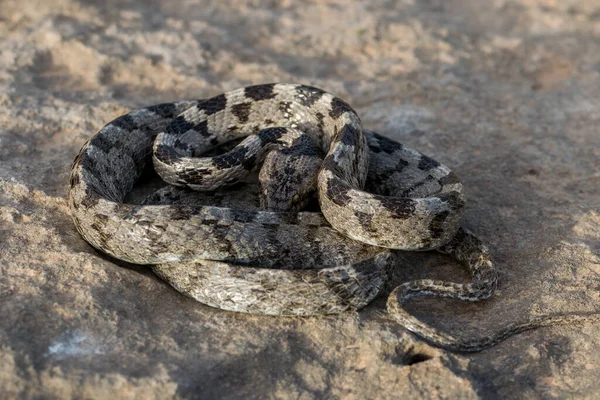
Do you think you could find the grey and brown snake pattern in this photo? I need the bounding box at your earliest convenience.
[69,83,599,352]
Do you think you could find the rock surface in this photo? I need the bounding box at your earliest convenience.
[1,0,600,398]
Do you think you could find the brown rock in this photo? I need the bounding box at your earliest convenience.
[1,0,599,398]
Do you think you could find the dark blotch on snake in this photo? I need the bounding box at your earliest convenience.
[123,205,144,219]
[429,210,450,239]
[296,85,326,107]
[80,186,100,208]
[329,97,354,120]
[212,146,250,170]
[279,139,322,157]
[242,154,257,171]
[338,124,359,146]
[278,101,292,115]
[378,197,417,219]
[400,180,426,197]
[396,158,409,172]
[315,112,325,131]
[197,94,228,116]
[439,172,461,186]
[179,168,215,184]
[154,144,182,164]
[371,133,403,154]
[147,103,178,118]
[91,214,110,234]
[173,139,191,154]
[440,191,466,211]
[257,127,288,144]
[166,115,196,136]
[231,102,253,123]
[69,172,80,187]
[244,84,276,101]
[79,156,103,187]
[89,135,113,154]
[321,154,349,179]
[193,120,211,137]
[111,114,137,131]
[418,155,441,171]
[326,177,353,207]
[354,211,377,233]
[169,205,200,221]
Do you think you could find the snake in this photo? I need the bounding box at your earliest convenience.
[69,83,599,352]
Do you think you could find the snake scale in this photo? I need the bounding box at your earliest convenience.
[69,83,599,352]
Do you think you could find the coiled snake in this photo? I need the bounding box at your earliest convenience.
[69,83,599,352]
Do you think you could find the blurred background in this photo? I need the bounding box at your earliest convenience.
[1,1,599,398]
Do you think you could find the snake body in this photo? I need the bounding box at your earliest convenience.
[69,83,599,352]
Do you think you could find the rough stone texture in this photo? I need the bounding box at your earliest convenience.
[1,0,599,398]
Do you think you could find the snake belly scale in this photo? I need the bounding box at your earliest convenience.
[69,83,600,352]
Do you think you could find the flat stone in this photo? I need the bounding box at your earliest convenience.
[1,0,599,398]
